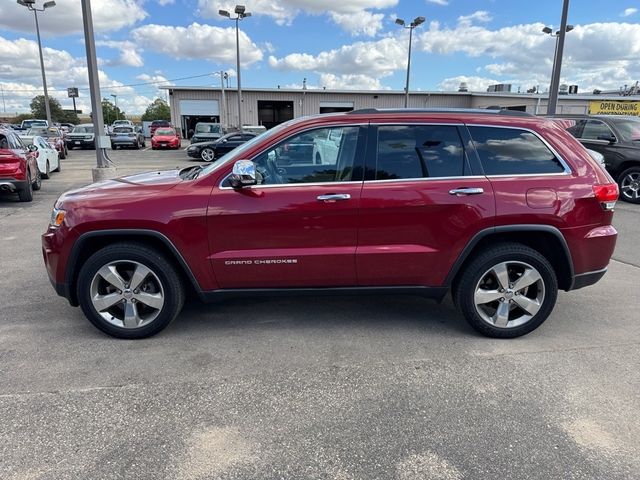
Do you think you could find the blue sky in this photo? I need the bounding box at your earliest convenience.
[0,0,638,114]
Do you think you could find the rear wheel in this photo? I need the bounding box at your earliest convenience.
[59,147,66,160]
[618,166,640,204]
[134,141,140,149]
[18,172,33,202]
[32,169,42,190]
[77,243,185,339]
[455,243,558,338]
[42,160,50,179]
[54,159,61,172]
[200,147,215,162]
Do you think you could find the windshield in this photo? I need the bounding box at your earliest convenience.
[28,127,60,137]
[23,120,47,128]
[200,121,290,177]
[72,126,94,134]
[113,120,129,125]
[155,128,175,136]
[610,118,640,141]
[195,123,222,134]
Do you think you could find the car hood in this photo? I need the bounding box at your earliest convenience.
[153,135,178,141]
[59,169,182,204]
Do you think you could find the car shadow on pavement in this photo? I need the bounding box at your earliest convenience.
[170,294,472,337]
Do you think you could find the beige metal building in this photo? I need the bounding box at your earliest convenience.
[161,86,640,135]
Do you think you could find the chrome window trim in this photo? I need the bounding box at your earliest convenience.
[364,175,486,185]
[219,179,363,190]
[217,123,368,189]
[465,123,573,175]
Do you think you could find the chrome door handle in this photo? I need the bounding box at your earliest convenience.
[317,193,351,202]
[449,187,484,196]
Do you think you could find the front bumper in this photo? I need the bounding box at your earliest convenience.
[187,148,201,158]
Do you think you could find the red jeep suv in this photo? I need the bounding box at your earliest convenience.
[42,109,619,339]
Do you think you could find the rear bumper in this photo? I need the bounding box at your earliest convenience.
[0,178,28,192]
[67,139,95,147]
[571,268,608,290]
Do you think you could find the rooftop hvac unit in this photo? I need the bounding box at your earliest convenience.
[458,82,468,92]
[559,84,569,95]
[487,84,512,93]
[568,85,578,94]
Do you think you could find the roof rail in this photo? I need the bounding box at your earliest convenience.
[347,107,533,117]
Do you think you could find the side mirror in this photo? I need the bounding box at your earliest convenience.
[28,144,38,152]
[229,160,257,188]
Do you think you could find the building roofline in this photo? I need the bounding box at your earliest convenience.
[160,85,640,101]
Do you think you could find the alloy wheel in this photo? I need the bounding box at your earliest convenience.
[473,261,545,329]
[89,260,165,329]
[620,171,640,201]
[201,148,215,162]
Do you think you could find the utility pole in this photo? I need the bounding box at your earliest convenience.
[81,0,115,179]
[547,0,570,115]
[220,71,227,129]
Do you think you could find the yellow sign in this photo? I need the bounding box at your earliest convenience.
[589,100,640,116]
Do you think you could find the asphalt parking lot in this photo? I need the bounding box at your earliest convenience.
[1,145,639,480]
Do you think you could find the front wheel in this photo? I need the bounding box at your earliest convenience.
[77,243,185,339]
[42,160,50,179]
[618,166,640,204]
[454,243,558,338]
[32,169,42,190]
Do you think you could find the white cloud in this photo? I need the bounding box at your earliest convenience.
[622,7,638,17]
[198,0,396,34]
[96,40,144,67]
[157,0,175,5]
[437,75,501,92]
[131,23,263,66]
[0,0,147,36]
[426,0,449,5]
[417,20,640,92]
[330,11,385,36]
[457,11,492,26]
[0,35,141,114]
[318,73,386,90]
[269,36,406,78]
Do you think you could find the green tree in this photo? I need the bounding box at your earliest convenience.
[100,98,126,126]
[30,95,79,124]
[141,98,171,122]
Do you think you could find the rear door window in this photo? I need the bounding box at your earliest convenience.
[374,125,469,180]
[468,126,566,175]
[580,120,615,141]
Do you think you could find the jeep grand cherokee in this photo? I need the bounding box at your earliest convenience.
[42,109,619,339]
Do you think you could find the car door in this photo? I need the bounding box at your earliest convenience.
[570,119,622,172]
[207,125,366,289]
[40,137,58,170]
[357,123,495,287]
[218,134,244,156]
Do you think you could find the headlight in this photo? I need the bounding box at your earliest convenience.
[50,208,66,227]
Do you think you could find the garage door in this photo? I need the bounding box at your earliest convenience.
[179,100,219,116]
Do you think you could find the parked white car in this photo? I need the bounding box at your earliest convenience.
[20,135,60,179]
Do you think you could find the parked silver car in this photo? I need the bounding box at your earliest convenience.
[110,126,145,149]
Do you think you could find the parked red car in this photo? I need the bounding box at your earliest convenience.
[149,120,172,138]
[0,127,41,202]
[151,127,181,150]
[43,109,618,339]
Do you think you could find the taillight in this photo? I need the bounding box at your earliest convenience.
[593,183,619,211]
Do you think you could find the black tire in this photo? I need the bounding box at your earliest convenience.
[32,169,42,191]
[77,243,185,339]
[454,243,558,338]
[617,166,640,204]
[134,141,140,149]
[42,161,50,179]
[17,172,33,202]
[59,147,66,160]
[54,159,61,172]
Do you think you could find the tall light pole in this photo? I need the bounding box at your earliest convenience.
[219,5,251,132]
[17,0,56,125]
[396,16,425,108]
[111,94,118,121]
[544,0,571,115]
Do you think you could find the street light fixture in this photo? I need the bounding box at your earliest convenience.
[219,5,251,132]
[17,0,56,126]
[111,94,118,122]
[396,15,425,108]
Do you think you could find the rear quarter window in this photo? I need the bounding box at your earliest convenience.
[468,126,566,175]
